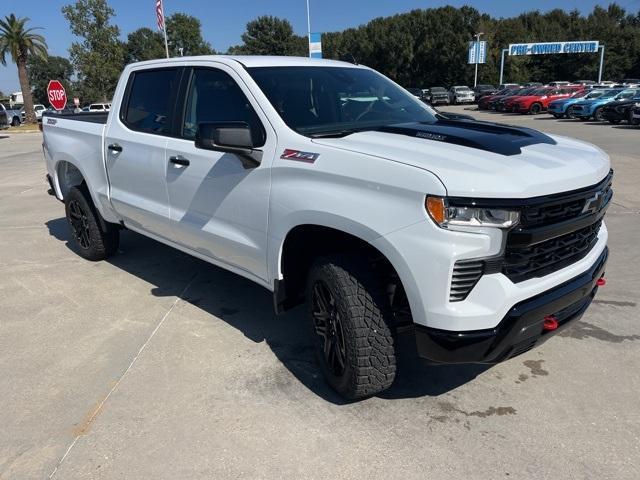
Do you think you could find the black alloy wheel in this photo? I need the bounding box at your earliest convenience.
[68,199,91,249]
[311,280,347,376]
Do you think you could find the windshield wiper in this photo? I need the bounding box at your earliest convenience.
[309,128,366,138]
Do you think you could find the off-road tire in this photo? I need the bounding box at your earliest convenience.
[65,185,119,261]
[307,255,396,400]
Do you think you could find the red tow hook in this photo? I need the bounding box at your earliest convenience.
[543,315,559,332]
[597,277,607,287]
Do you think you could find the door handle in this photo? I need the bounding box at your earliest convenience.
[108,143,123,153]
[169,155,190,167]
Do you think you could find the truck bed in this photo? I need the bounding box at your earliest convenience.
[42,111,108,124]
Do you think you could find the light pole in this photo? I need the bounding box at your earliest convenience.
[473,32,484,87]
[306,0,311,57]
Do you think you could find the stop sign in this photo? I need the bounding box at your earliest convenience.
[47,80,67,111]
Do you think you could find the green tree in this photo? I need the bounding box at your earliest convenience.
[125,27,165,63]
[232,16,307,56]
[62,0,125,103]
[27,55,74,104]
[0,14,48,123]
[165,13,214,56]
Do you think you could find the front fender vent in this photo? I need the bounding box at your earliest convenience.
[450,260,485,302]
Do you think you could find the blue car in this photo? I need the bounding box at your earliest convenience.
[570,88,640,121]
[547,89,606,118]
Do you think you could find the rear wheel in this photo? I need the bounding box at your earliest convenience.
[307,255,396,400]
[529,103,542,115]
[594,107,604,122]
[65,186,119,261]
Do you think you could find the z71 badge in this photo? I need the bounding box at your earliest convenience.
[280,149,320,163]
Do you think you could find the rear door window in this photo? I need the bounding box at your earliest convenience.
[122,68,180,135]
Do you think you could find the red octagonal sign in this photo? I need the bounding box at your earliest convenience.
[47,80,67,111]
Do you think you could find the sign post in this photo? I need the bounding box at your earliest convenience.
[156,0,169,58]
[468,35,486,87]
[47,80,67,111]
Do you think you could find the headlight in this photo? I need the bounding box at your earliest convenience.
[425,196,520,229]
[634,102,640,107]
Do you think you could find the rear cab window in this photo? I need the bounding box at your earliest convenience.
[121,68,181,135]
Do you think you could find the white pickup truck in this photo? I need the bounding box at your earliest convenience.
[43,56,611,399]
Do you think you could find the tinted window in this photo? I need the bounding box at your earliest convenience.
[124,68,180,135]
[182,68,264,145]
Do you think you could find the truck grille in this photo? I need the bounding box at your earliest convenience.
[502,171,612,283]
[503,221,602,283]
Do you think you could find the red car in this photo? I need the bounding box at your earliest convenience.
[511,86,584,114]
[477,87,520,110]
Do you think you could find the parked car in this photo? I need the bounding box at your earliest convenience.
[548,81,570,87]
[0,102,23,126]
[571,88,639,121]
[522,82,543,88]
[42,56,611,399]
[573,80,596,86]
[472,84,497,102]
[448,86,475,104]
[511,86,583,114]
[619,78,640,86]
[495,87,538,112]
[406,87,423,99]
[487,87,525,110]
[548,89,606,118]
[600,94,640,124]
[497,83,519,90]
[88,103,111,112]
[428,86,449,105]
[21,104,47,122]
[477,88,515,110]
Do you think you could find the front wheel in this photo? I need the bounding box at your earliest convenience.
[11,117,20,127]
[65,186,119,261]
[529,103,542,115]
[307,256,396,400]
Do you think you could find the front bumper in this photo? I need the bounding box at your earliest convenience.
[415,247,608,363]
[601,109,625,121]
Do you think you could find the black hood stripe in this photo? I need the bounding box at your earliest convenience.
[377,120,557,156]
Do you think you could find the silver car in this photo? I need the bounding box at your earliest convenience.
[449,86,475,104]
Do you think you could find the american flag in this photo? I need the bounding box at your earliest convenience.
[155,0,165,31]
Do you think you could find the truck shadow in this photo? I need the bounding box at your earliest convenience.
[46,218,489,403]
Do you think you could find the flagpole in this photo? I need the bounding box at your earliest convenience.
[162,0,169,58]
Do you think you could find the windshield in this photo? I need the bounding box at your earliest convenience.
[599,90,620,99]
[585,90,605,99]
[248,66,437,137]
[431,87,446,93]
[455,87,471,91]
[614,89,639,100]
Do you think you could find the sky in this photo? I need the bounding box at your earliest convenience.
[1,0,638,94]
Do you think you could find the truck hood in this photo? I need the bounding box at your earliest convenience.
[313,120,610,198]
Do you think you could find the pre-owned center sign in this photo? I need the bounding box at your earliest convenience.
[509,41,599,56]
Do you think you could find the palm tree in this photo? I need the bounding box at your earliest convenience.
[0,14,47,124]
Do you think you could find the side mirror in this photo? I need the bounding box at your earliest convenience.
[195,122,262,168]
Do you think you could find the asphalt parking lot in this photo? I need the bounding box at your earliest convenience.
[1,110,639,480]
